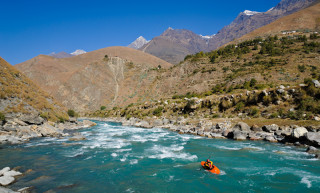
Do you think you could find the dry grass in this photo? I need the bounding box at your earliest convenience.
[0,57,68,122]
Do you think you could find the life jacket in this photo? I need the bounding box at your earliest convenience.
[205,161,213,168]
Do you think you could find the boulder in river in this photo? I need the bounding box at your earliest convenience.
[82,120,97,127]
[68,133,86,141]
[233,130,247,140]
[0,167,22,186]
[306,132,320,147]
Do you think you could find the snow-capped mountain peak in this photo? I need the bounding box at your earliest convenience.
[71,49,87,56]
[128,36,150,49]
[243,10,260,16]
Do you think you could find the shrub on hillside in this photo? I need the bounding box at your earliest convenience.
[67,109,76,117]
[0,112,5,122]
[153,107,163,116]
[100,106,106,110]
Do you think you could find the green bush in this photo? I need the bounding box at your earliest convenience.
[100,106,107,110]
[250,78,257,87]
[269,112,278,119]
[67,109,76,117]
[248,107,259,117]
[0,112,5,122]
[298,65,306,72]
[262,95,272,106]
[58,116,66,123]
[234,102,245,112]
[153,107,164,116]
[40,112,49,120]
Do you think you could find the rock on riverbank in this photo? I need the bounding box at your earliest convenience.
[0,119,96,144]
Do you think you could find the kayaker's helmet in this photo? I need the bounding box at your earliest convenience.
[207,159,210,162]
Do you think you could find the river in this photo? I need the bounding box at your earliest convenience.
[1,120,319,192]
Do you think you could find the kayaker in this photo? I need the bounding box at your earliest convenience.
[204,159,213,170]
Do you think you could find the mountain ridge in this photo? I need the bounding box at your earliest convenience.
[140,0,318,64]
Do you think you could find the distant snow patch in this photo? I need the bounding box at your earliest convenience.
[267,7,275,12]
[71,49,86,56]
[200,34,215,39]
[243,10,260,16]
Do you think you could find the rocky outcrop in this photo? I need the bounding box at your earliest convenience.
[0,167,22,186]
[0,119,97,144]
[292,127,308,138]
[306,132,320,146]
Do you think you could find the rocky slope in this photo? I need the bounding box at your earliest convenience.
[0,57,68,122]
[140,28,212,64]
[16,47,172,112]
[141,0,318,64]
[0,57,97,144]
[207,0,319,50]
[232,2,320,44]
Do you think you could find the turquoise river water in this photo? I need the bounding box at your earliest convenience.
[1,120,320,192]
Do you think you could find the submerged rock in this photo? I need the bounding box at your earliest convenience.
[82,120,97,127]
[68,133,86,141]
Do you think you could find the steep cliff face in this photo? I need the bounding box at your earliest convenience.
[16,47,172,112]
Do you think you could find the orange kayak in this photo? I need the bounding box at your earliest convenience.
[201,161,220,174]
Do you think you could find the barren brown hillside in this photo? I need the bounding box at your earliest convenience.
[16,47,172,112]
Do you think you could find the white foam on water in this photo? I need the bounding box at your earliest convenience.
[116,148,132,152]
[64,149,85,158]
[301,177,312,188]
[220,170,226,175]
[84,156,93,160]
[147,144,198,161]
[129,159,138,165]
[265,171,276,176]
[167,175,174,182]
[173,164,184,168]
[111,153,118,157]
[126,188,135,193]
[151,173,157,176]
[214,145,241,150]
[130,135,148,143]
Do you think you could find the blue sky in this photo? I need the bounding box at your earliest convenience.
[1,0,280,64]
